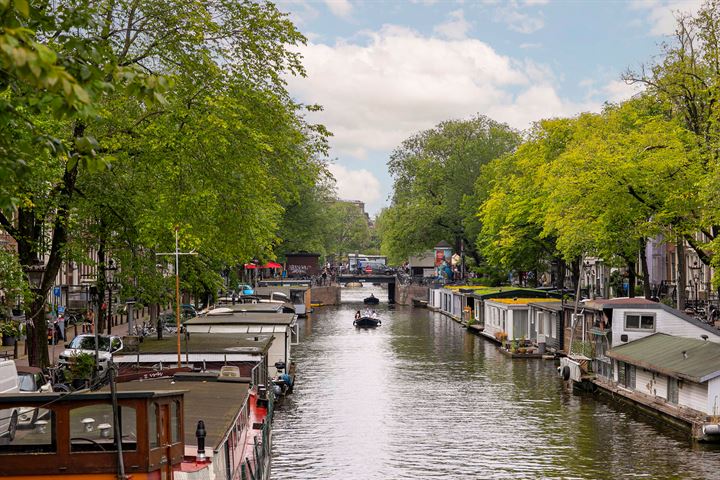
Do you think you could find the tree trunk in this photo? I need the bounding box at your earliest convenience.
[639,238,652,299]
[676,238,687,310]
[627,260,636,298]
[96,233,107,335]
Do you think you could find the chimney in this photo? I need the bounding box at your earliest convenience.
[196,420,207,462]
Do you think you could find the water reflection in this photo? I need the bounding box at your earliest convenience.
[272,288,720,479]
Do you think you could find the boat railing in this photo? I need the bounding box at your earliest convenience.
[240,395,274,480]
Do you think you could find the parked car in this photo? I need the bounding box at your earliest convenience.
[238,284,254,295]
[16,366,51,427]
[58,334,123,375]
[181,304,197,320]
[0,360,19,440]
[363,262,394,275]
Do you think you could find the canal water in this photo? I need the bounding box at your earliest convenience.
[272,286,720,479]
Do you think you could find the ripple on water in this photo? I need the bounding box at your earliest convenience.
[272,297,720,480]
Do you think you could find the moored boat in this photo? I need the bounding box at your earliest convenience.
[0,370,273,480]
[363,295,379,305]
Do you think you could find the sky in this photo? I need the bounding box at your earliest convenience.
[276,0,704,215]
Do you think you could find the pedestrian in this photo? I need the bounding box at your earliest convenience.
[85,309,95,334]
[57,313,65,341]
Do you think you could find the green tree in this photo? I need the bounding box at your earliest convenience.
[0,0,326,366]
[624,0,720,288]
[476,118,576,288]
[382,116,520,264]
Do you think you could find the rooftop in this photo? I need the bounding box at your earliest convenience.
[607,333,720,383]
[184,312,295,326]
[211,303,284,313]
[133,333,273,354]
[489,298,562,305]
[112,377,250,450]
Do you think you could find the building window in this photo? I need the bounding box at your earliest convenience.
[667,378,679,405]
[625,313,655,331]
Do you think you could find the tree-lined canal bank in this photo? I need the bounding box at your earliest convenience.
[272,294,720,479]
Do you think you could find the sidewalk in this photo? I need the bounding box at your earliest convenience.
[6,315,144,368]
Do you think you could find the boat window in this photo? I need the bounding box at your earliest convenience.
[171,401,181,443]
[0,408,55,454]
[149,403,159,448]
[69,404,137,452]
[625,313,655,331]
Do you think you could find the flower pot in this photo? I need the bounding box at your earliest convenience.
[2,335,16,346]
[72,379,89,390]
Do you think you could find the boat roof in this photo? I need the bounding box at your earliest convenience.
[111,377,250,450]
[454,286,562,300]
[527,301,564,311]
[607,333,720,383]
[129,333,273,355]
[184,312,296,326]
[487,298,562,306]
[211,303,284,313]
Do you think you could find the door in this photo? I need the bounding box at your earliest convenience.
[668,377,679,404]
[154,402,173,480]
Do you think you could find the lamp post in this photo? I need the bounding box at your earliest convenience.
[689,260,702,304]
[23,264,45,360]
[156,226,197,368]
[105,260,118,335]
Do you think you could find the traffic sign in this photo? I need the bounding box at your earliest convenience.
[58,306,65,314]
[53,287,61,297]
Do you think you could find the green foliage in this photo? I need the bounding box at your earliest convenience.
[380,116,520,263]
[0,321,20,337]
[64,352,96,382]
[0,249,31,314]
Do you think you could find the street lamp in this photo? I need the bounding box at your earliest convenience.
[23,263,45,359]
[24,263,46,291]
[689,260,702,303]
[105,260,118,335]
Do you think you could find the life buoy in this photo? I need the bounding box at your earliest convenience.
[561,365,571,381]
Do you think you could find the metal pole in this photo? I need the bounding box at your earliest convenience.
[175,227,181,368]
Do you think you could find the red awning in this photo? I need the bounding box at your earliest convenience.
[244,262,282,269]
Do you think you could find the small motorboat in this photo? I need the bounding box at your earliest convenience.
[354,316,381,328]
[412,298,428,308]
[364,295,379,305]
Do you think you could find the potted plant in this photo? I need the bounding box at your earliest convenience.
[1,322,20,346]
[64,352,96,390]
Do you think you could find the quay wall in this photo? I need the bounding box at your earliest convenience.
[395,285,429,306]
[311,286,341,306]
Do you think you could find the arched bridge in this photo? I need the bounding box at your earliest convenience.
[336,274,397,303]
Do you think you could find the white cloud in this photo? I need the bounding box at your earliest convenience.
[519,42,542,49]
[601,79,644,103]
[275,0,319,27]
[328,163,382,206]
[629,0,703,36]
[324,0,353,18]
[494,4,545,34]
[434,9,471,40]
[287,24,602,163]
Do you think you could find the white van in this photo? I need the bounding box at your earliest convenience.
[0,360,19,440]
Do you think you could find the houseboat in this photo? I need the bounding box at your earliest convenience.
[599,333,720,441]
[255,283,311,317]
[183,310,298,386]
[0,370,274,479]
[113,333,275,381]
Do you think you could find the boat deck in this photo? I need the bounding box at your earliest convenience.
[112,377,251,450]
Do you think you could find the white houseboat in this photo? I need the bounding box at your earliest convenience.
[600,333,720,441]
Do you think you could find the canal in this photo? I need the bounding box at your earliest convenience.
[272,286,720,479]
